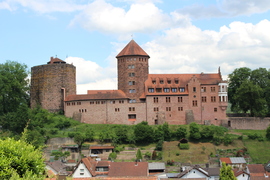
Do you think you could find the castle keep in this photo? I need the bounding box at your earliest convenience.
[30,57,76,112]
[31,40,228,125]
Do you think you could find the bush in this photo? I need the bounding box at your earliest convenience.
[179,143,189,149]
[155,140,163,151]
[108,152,117,160]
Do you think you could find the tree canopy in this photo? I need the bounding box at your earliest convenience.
[228,67,270,116]
[0,61,29,115]
[219,162,237,180]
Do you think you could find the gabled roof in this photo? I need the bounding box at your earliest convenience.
[116,40,150,58]
[233,169,249,177]
[108,162,148,177]
[65,90,127,101]
[47,57,66,64]
[148,162,166,170]
[177,165,210,178]
[220,157,246,164]
[46,161,68,175]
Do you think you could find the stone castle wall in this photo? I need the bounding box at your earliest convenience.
[30,63,76,112]
[228,117,270,130]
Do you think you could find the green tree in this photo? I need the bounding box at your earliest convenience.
[219,162,237,180]
[74,132,86,157]
[136,149,143,161]
[235,81,267,116]
[0,61,29,116]
[134,121,154,143]
[0,137,45,179]
[114,126,129,144]
[266,126,270,140]
[51,150,70,161]
[189,122,201,140]
[175,126,187,139]
[162,122,172,141]
[228,67,252,112]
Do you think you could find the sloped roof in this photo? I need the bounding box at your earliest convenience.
[47,57,66,64]
[46,161,68,175]
[177,165,210,178]
[108,162,148,177]
[233,169,249,177]
[116,40,150,58]
[90,146,114,150]
[148,162,166,170]
[65,90,127,101]
[220,157,232,164]
[144,73,222,96]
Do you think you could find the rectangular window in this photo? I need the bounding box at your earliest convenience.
[129,107,135,111]
[172,88,177,92]
[167,80,171,84]
[164,88,170,93]
[90,101,94,104]
[128,73,135,77]
[211,87,215,92]
[128,65,135,69]
[152,80,156,84]
[110,100,115,104]
[154,97,159,103]
[214,108,217,112]
[179,87,185,92]
[178,107,183,111]
[192,100,198,107]
[77,102,81,105]
[166,97,171,103]
[202,96,207,103]
[72,102,76,105]
[67,102,70,106]
[129,99,136,103]
[148,88,154,93]
[101,101,105,104]
[178,97,183,103]
[129,89,136,93]
[115,108,120,112]
[201,87,206,92]
[160,80,164,84]
[119,100,124,103]
[193,87,196,92]
[128,81,135,85]
[154,107,159,112]
[96,101,100,104]
[156,88,162,93]
[211,96,216,102]
[175,79,179,84]
[166,107,171,111]
[128,114,136,119]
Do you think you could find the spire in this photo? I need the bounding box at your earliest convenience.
[116,40,150,58]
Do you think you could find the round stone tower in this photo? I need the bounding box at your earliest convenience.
[30,57,76,113]
[116,40,150,102]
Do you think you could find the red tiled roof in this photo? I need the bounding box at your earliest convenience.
[65,90,127,101]
[144,73,222,96]
[47,57,66,64]
[220,157,232,164]
[72,177,156,180]
[90,146,114,150]
[116,40,150,58]
[233,169,249,177]
[108,162,148,177]
[248,164,266,174]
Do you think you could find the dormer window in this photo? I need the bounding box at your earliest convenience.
[160,80,164,84]
[152,80,156,84]
[175,79,179,84]
[167,80,171,84]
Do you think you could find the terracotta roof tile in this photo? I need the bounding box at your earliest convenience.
[116,40,149,58]
[47,57,66,64]
[65,90,127,101]
[90,146,114,150]
[108,162,148,177]
[248,164,266,174]
[144,73,222,96]
[220,157,232,164]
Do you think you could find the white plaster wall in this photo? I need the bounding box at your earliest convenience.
[72,163,92,178]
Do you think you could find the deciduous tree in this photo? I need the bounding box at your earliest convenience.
[219,162,237,180]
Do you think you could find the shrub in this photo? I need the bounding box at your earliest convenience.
[108,152,117,160]
[179,143,189,149]
[155,140,163,151]
[176,152,180,156]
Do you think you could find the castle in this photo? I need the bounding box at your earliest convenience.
[30,40,228,125]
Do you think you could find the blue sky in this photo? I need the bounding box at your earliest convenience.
[1,0,270,94]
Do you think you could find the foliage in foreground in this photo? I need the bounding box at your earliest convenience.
[0,137,45,180]
[219,162,237,180]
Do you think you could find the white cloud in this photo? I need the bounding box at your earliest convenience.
[65,57,117,94]
[0,0,84,13]
[69,0,187,38]
[176,0,270,19]
[143,19,270,79]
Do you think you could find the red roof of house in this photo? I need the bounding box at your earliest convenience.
[90,146,114,150]
[65,90,127,101]
[247,164,270,179]
[220,157,232,164]
[108,162,148,177]
[72,177,156,180]
[116,40,150,58]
